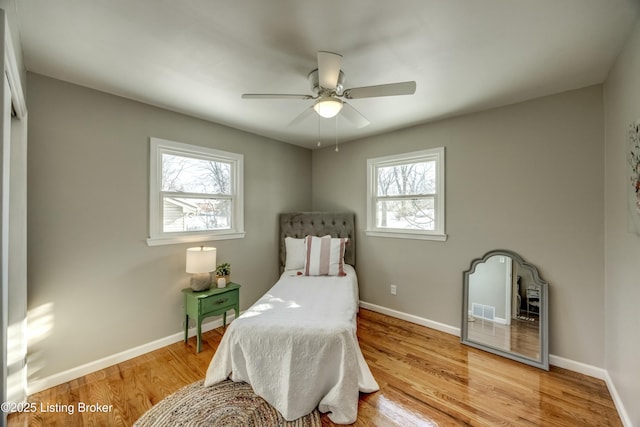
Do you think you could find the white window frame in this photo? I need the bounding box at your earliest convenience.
[366,147,446,241]
[147,137,245,246]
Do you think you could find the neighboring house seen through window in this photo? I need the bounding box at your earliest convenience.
[366,147,446,241]
[147,137,244,246]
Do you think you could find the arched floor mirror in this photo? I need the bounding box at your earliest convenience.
[461,249,549,370]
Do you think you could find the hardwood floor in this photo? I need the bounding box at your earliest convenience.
[8,309,621,426]
[467,316,540,360]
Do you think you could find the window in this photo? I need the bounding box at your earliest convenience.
[147,137,244,246]
[366,147,446,241]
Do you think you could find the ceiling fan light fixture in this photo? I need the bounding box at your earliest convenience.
[313,97,343,118]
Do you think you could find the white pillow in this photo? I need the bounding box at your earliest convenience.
[303,235,348,277]
[284,237,306,271]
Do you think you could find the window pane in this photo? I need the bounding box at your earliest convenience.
[376,198,435,230]
[163,197,231,232]
[162,153,231,194]
[377,161,435,196]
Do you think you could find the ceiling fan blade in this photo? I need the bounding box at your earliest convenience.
[317,51,342,90]
[242,94,312,100]
[343,81,416,99]
[288,106,316,127]
[341,102,370,128]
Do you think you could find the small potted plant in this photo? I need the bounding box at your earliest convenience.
[215,262,231,288]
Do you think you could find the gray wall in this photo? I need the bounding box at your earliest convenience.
[312,86,605,367]
[603,18,640,426]
[26,73,312,378]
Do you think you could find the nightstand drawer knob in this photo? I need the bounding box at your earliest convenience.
[214,298,228,304]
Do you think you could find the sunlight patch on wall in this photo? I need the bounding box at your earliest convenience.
[25,303,55,386]
[26,302,54,346]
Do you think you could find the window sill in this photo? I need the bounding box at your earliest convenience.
[365,229,447,242]
[147,231,246,247]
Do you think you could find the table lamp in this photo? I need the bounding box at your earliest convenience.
[186,246,216,291]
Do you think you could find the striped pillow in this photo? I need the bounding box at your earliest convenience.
[303,235,348,277]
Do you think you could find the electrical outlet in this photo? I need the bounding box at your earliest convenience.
[390,284,397,295]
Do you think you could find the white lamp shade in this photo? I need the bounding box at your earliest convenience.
[313,97,343,118]
[186,247,216,274]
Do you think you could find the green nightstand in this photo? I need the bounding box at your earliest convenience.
[182,283,241,353]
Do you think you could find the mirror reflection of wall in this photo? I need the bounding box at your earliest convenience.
[468,255,511,324]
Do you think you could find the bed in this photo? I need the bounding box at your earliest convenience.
[204,212,379,424]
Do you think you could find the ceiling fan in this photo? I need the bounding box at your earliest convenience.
[241,51,417,129]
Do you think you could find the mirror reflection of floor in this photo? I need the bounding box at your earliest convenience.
[467,316,540,360]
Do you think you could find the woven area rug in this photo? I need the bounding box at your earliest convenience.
[134,379,321,427]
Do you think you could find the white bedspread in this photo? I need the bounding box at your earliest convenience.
[204,265,379,424]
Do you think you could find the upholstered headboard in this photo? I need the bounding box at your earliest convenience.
[279,212,355,273]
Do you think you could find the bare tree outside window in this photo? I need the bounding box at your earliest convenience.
[161,153,233,232]
[367,147,445,241]
[148,138,245,246]
[376,161,436,230]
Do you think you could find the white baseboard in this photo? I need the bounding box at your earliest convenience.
[547,354,606,379]
[359,301,461,336]
[27,314,237,396]
[604,370,633,427]
[548,353,634,423]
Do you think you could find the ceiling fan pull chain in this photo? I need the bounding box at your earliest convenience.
[335,115,339,153]
[317,117,321,147]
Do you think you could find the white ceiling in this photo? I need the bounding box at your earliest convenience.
[14,0,640,149]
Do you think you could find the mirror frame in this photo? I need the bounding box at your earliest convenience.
[461,249,549,370]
